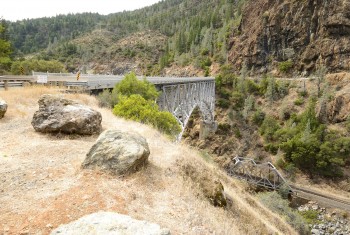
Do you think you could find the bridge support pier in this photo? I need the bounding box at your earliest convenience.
[199,121,217,139]
[157,80,216,141]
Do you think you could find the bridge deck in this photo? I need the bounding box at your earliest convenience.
[0,74,215,90]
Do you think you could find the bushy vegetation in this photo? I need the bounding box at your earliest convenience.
[113,94,181,136]
[258,192,309,235]
[114,72,159,101]
[11,59,65,75]
[278,60,293,73]
[99,72,181,137]
[262,99,350,177]
[300,210,320,224]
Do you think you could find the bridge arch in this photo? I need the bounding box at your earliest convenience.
[157,80,216,140]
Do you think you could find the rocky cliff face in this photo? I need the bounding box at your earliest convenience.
[229,0,350,74]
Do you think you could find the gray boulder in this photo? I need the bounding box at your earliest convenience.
[31,94,102,135]
[50,212,170,235]
[0,100,7,119]
[82,129,150,175]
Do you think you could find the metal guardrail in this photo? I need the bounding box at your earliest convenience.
[0,81,24,89]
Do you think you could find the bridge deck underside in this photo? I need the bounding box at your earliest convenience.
[157,81,215,140]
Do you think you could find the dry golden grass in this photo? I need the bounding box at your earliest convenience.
[0,86,297,234]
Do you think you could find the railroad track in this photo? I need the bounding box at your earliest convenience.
[290,184,350,212]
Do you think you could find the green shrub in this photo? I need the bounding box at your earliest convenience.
[278,60,293,73]
[217,123,231,135]
[298,90,308,97]
[276,80,290,98]
[264,143,278,154]
[246,79,260,94]
[285,163,297,180]
[294,97,304,106]
[264,99,349,178]
[11,59,65,75]
[200,57,212,69]
[156,111,182,136]
[217,98,230,109]
[230,91,244,109]
[276,157,287,169]
[252,110,265,126]
[233,127,241,138]
[259,116,280,141]
[300,210,320,224]
[219,88,231,99]
[346,116,350,133]
[115,72,159,101]
[259,76,269,95]
[113,95,181,136]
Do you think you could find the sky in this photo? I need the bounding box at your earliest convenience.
[1,0,161,22]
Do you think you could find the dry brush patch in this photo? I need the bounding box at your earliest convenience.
[0,87,297,234]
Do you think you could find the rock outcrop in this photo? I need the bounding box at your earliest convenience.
[31,94,102,134]
[0,100,7,119]
[50,212,170,235]
[82,129,150,175]
[316,76,350,124]
[181,162,227,207]
[229,0,350,74]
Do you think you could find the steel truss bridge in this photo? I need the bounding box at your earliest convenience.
[1,73,216,140]
[227,157,292,191]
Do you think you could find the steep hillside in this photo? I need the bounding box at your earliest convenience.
[7,0,350,76]
[0,87,297,234]
[229,0,350,74]
[65,30,167,74]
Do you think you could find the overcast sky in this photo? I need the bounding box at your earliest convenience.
[1,0,161,21]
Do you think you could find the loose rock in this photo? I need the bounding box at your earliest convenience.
[50,212,170,235]
[82,129,150,175]
[31,94,102,134]
[0,100,7,119]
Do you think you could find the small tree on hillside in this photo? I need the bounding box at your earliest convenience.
[315,65,327,97]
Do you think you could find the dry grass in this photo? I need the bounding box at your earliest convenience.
[0,87,297,234]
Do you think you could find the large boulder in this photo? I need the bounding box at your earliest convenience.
[82,129,150,175]
[0,100,7,119]
[31,94,102,135]
[50,212,170,235]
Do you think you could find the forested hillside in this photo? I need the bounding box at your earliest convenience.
[7,13,103,55]
[5,0,245,75]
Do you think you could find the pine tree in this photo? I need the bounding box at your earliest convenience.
[0,20,12,73]
[315,65,327,97]
[301,119,311,142]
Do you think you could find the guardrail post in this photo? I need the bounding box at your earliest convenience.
[59,81,65,88]
[4,81,8,91]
